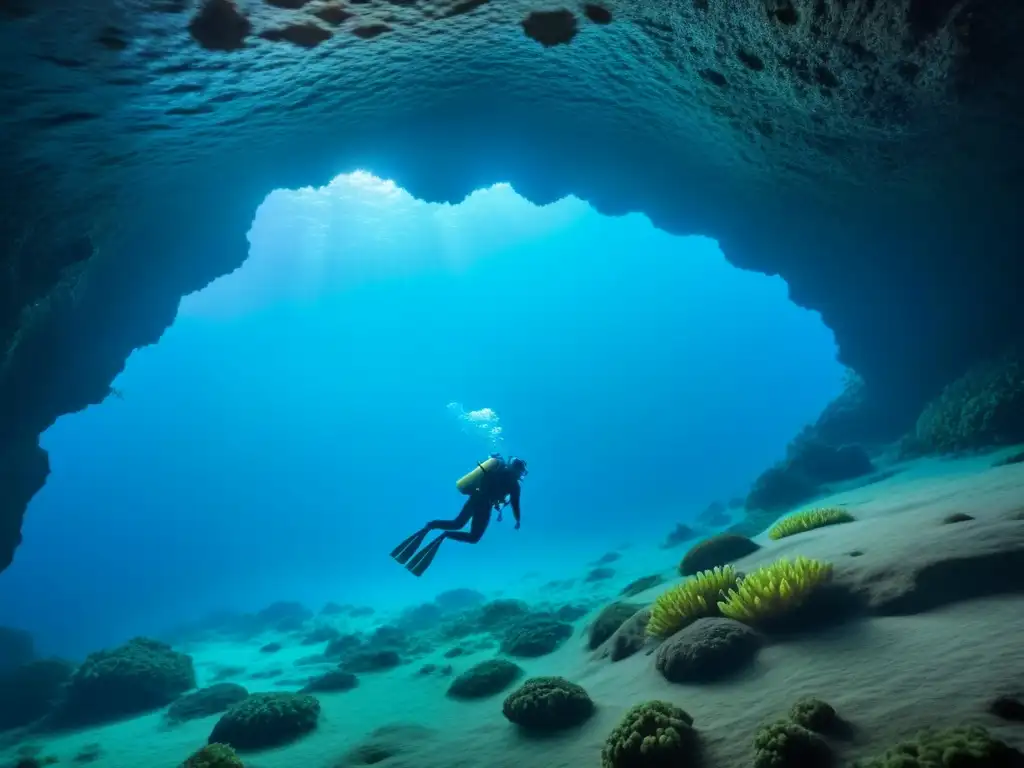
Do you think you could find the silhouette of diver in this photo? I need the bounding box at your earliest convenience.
[391,454,527,577]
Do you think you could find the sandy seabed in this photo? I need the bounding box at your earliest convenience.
[5,451,1024,768]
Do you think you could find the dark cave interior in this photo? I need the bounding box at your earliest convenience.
[1,0,1023,571]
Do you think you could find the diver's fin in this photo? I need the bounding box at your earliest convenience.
[406,534,445,577]
[390,528,428,565]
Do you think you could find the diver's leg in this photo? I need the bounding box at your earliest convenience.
[423,496,480,532]
[394,497,480,566]
[443,504,491,544]
[407,504,491,577]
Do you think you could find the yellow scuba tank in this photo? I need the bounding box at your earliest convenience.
[456,456,501,495]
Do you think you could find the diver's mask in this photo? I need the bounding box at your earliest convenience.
[509,457,528,479]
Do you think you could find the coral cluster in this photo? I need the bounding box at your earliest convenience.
[342,649,401,673]
[446,659,523,700]
[854,725,1024,768]
[55,637,196,726]
[647,566,741,639]
[768,507,855,540]
[166,683,248,724]
[909,351,1024,454]
[183,743,244,768]
[601,700,699,768]
[789,697,839,734]
[301,670,358,693]
[208,693,320,751]
[753,720,833,768]
[502,676,594,731]
[500,616,573,658]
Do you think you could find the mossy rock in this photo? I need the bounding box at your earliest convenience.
[619,574,664,598]
[208,692,320,751]
[588,602,643,650]
[55,637,196,726]
[789,697,837,734]
[605,609,651,663]
[680,534,760,576]
[500,617,573,658]
[342,649,400,673]
[73,743,103,763]
[753,720,832,768]
[323,633,362,657]
[655,618,761,683]
[0,658,74,731]
[0,626,33,674]
[337,724,434,767]
[299,626,341,645]
[555,603,589,622]
[12,754,59,768]
[167,683,249,724]
[446,659,523,700]
[182,743,243,767]
[853,725,1024,768]
[301,670,358,694]
[502,676,594,731]
[910,351,1024,454]
[476,599,530,629]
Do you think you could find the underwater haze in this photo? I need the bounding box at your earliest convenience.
[0,173,843,657]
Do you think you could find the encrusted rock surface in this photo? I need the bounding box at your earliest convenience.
[2,0,1023,569]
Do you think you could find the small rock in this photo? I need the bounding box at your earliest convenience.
[655,618,762,683]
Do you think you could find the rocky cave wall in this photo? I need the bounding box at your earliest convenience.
[1,0,1022,572]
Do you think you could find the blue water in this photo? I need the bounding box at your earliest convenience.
[0,174,843,657]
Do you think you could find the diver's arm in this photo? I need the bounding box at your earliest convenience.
[509,483,521,529]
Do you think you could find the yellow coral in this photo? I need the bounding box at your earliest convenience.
[768,507,854,540]
[718,557,832,625]
[646,566,741,638]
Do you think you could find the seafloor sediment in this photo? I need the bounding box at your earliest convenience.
[1,452,1022,767]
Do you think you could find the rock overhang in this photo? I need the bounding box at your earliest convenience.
[0,0,1022,571]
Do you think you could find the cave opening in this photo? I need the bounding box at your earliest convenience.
[0,172,845,656]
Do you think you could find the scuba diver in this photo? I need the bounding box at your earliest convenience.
[391,454,528,577]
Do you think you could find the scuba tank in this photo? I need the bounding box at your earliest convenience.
[455,454,504,495]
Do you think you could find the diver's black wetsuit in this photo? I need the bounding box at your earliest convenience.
[391,460,524,577]
[426,465,522,543]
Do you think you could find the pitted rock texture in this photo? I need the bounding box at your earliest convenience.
[654,618,762,683]
[1,0,1023,570]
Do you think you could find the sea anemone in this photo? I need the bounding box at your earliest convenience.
[718,557,832,626]
[768,507,854,540]
[646,566,741,639]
